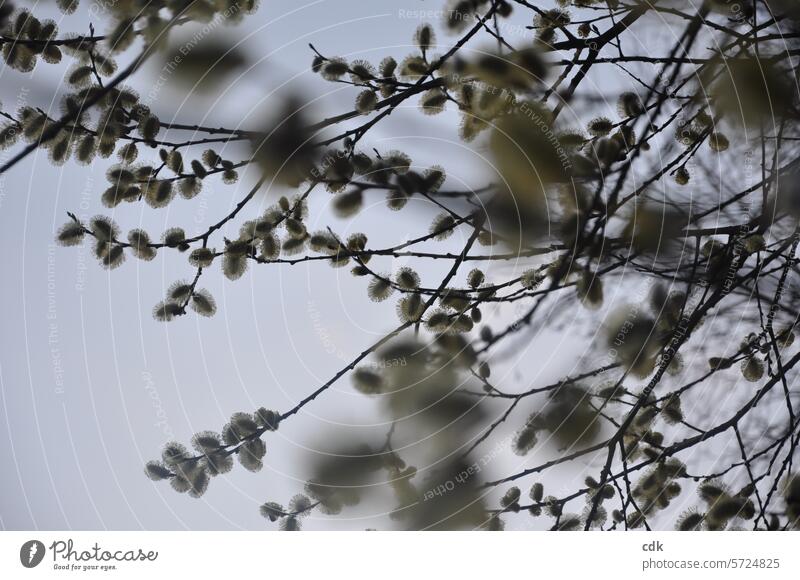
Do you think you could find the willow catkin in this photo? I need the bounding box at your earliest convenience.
[185,465,209,498]
[309,231,338,254]
[332,189,363,217]
[204,450,233,476]
[188,247,215,268]
[168,281,193,302]
[190,159,207,178]
[453,314,473,333]
[19,107,46,141]
[169,474,191,494]
[144,461,172,481]
[467,268,484,289]
[166,150,184,174]
[384,150,411,174]
[254,217,275,238]
[439,288,469,312]
[617,91,645,117]
[676,510,704,531]
[396,294,423,322]
[100,243,125,269]
[138,114,160,141]
[259,233,280,260]
[459,115,488,142]
[94,53,117,77]
[107,165,134,186]
[379,56,397,78]
[500,486,521,508]
[56,0,80,15]
[76,134,97,164]
[583,505,607,529]
[587,116,613,137]
[419,89,447,115]
[202,148,221,168]
[385,190,409,211]
[513,417,538,455]
[674,166,690,185]
[162,227,187,249]
[355,90,378,115]
[289,494,313,516]
[97,135,116,158]
[425,309,451,333]
[190,289,216,317]
[351,367,384,394]
[48,136,71,165]
[394,267,420,290]
[161,442,189,466]
[0,123,20,151]
[414,23,436,52]
[107,18,136,54]
[260,502,284,522]
[320,57,348,81]
[127,229,156,261]
[741,356,764,382]
[67,64,92,87]
[284,217,307,239]
[350,152,372,175]
[429,213,456,240]
[530,482,544,503]
[42,44,62,64]
[226,412,258,441]
[697,480,726,504]
[422,165,446,193]
[709,132,730,152]
[398,55,427,81]
[179,177,202,199]
[576,271,603,309]
[281,236,306,256]
[222,168,238,184]
[280,517,300,531]
[223,254,248,280]
[346,232,367,253]
[56,221,85,246]
[379,61,397,96]
[559,130,586,150]
[144,179,174,208]
[238,439,265,472]
[322,153,354,193]
[225,240,250,260]
[665,352,685,376]
[190,431,221,455]
[367,276,393,302]
[661,394,683,425]
[349,59,375,85]
[90,215,118,241]
[395,172,420,196]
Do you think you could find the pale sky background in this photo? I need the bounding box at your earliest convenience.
[0,0,772,530]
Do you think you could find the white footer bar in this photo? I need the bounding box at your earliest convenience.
[0,531,797,578]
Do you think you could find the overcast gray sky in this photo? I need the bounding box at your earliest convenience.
[0,0,752,530]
